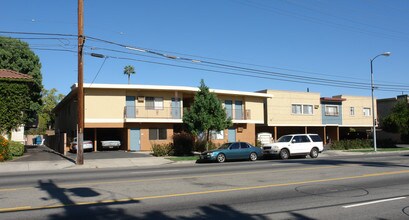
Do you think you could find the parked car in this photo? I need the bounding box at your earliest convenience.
[199,142,263,163]
[100,140,121,150]
[70,138,93,152]
[262,134,323,159]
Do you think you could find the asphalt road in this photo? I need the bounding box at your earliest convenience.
[1,153,409,219]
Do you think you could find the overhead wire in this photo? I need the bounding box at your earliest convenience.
[1,31,408,93]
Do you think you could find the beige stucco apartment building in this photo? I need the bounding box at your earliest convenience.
[54,83,272,152]
[256,90,374,144]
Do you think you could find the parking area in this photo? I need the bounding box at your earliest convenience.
[11,145,152,162]
[65,150,151,161]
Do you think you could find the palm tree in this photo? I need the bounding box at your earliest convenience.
[123,65,135,84]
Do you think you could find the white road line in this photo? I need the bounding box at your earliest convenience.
[130,169,180,174]
[343,197,407,208]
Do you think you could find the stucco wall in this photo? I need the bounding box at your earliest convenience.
[335,95,374,126]
[264,90,322,126]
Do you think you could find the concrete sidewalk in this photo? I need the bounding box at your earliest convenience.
[0,157,175,173]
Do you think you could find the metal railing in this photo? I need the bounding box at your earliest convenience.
[124,106,181,119]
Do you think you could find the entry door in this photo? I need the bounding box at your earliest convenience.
[130,128,140,151]
[228,128,236,142]
[171,98,181,119]
[126,96,135,118]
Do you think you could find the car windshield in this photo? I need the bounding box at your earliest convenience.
[277,135,293,143]
[218,143,230,149]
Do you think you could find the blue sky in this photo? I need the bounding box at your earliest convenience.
[1,0,408,98]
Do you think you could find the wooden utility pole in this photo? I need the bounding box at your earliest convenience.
[77,0,84,165]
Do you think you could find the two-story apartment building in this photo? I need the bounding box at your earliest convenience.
[256,90,374,144]
[321,95,374,142]
[53,83,272,152]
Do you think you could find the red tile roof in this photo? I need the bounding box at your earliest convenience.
[0,69,32,80]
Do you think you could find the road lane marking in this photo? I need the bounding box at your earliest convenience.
[343,197,407,208]
[0,206,32,212]
[0,165,341,192]
[1,169,409,213]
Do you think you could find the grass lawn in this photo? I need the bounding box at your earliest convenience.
[166,155,199,161]
[346,148,409,152]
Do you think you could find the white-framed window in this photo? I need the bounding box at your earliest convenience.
[292,104,302,114]
[292,104,313,115]
[303,105,313,115]
[145,97,164,110]
[363,107,371,116]
[325,105,339,116]
[210,130,224,140]
[350,107,355,116]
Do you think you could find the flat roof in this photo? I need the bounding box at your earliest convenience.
[71,83,274,98]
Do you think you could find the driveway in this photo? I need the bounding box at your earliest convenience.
[12,145,152,162]
[65,150,152,160]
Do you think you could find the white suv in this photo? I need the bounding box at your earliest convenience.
[262,134,324,159]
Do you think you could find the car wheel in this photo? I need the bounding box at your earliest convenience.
[279,149,290,160]
[216,153,226,163]
[310,147,319,158]
[249,152,258,161]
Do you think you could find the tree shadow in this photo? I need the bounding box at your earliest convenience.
[35,179,138,220]
[143,204,268,220]
[269,155,409,168]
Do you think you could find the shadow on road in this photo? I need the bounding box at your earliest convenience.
[269,155,409,168]
[34,180,271,220]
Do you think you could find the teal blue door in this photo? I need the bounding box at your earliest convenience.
[126,96,135,118]
[228,128,236,142]
[130,128,140,151]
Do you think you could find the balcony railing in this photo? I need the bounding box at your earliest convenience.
[124,106,181,119]
[125,106,252,121]
[227,109,251,120]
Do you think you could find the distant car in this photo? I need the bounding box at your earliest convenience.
[262,134,323,159]
[100,140,121,150]
[70,138,93,152]
[199,142,263,163]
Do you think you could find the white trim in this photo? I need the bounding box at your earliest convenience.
[85,118,124,123]
[339,124,373,127]
[232,120,264,124]
[266,124,372,127]
[267,124,324,127]
[73,83,274,98]
[125,118,183,123]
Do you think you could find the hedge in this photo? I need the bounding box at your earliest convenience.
[0,136,10,161]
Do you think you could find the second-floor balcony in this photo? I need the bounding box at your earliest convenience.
[227,109,251,120]
[125,106,182,119]
[124,106,252,122]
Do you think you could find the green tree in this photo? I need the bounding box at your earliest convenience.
[183,80,232,151]
[381,100,409,141]
[37,88,65,133]
[123,65,135,84]
[0,36,43,126]
[0,79,33,139]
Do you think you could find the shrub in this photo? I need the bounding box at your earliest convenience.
[9,141,25,157]
[330,139,372,150]
[0,136,10,162]
[151,143,172,157]
[173,132,195,156]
